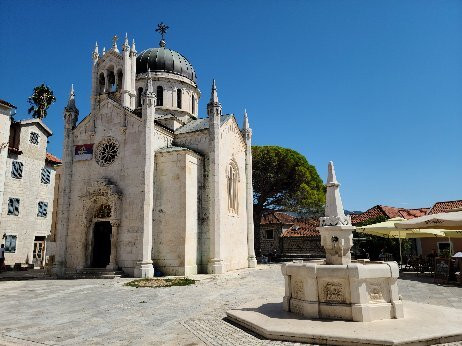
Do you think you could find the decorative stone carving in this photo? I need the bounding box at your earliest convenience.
[322,282,345,303]
[95,137,119,167]
[292,280,305,300]
[319,215,352,227]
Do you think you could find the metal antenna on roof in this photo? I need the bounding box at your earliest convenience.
[155,22,169,47]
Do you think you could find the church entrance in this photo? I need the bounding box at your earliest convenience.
[91,221,112,268]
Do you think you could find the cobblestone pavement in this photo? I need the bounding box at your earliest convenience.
[0,265,462,345]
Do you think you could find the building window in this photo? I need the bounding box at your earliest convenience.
[177,89,182,109]
[192,94,195,114]
[266,229,274,240]
[227,162,239,214]
[4,235,17,253]
[137,87,143,107]
[37,201,48,218]
[41,167,51,184]
[95,137,119,167]
[30,132,39,145]
[156,86,163,106]
[7,198,20,216]
[11,161,23,179]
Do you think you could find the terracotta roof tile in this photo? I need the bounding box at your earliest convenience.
[260,211,296,225]
[428,200,462,214]
[46,152,62,165]
[281,218,320,238]
[351,205,431,225]
[398,208,429,219]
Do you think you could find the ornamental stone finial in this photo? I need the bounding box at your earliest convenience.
[123,33,129,51]
[156,22,169,47]
[92,42,99,61]
[66,84,77,112]
[112,35,119,52]
[243,109,249,130]
[210,79,219,104]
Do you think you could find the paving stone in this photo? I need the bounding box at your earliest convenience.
[0,265,461,345]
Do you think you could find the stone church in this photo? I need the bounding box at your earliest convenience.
[53,28,257,278]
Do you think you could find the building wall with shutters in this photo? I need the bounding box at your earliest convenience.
[0,120,57,266]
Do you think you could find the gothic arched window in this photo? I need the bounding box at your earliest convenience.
[99,73,105,93]
[137,87,143,107]
[192,94,195,115]
[227,161,239,214]
[156,86,163,106]
[177,89,182,109]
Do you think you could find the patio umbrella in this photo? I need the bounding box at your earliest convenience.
[357,217,446,264]
[395,210,462,255]
[395,211,462,230]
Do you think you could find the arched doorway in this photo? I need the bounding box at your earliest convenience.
[91,221,112,268]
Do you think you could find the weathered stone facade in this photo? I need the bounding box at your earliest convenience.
[53,33,256,278]
[0,99,60,267]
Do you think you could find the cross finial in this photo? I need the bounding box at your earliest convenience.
[155,22,169,47]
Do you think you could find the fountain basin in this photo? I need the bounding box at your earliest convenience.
[282,260,404,322]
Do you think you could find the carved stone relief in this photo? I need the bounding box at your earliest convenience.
[321,281,346,303]
[291,279,305,300]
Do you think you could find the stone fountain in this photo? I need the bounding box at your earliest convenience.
[227,161,462,345]
[281,161,403,322]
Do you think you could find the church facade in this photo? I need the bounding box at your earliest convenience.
[54,29,257,277]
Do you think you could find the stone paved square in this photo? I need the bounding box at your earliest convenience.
[1,265,462,345]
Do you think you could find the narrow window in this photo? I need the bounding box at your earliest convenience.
[30,132,39,145]
[192,94,195,114]
[177,89,182,109]
[11,161,23,179]
[137,87,143,107]
[37,201,48,218]
[41,167,51,184]
[266,229,274,240]
[227,163,239,214]
[156,86,163,106]
[99,73,105,93]
[4,235,17,253]
[7,198,20,216]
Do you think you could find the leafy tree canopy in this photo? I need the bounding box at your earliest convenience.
[27,84,56,120]
[252,145,325,218]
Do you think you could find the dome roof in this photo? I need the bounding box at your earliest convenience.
[136,47,197,83]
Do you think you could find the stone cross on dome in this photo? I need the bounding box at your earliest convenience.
[156,22,169,47]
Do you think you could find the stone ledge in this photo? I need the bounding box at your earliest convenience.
[226,299,462,346]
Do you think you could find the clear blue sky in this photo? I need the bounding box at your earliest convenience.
[1,0,461,211]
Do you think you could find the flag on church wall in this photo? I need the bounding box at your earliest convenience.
[74,144,94,161]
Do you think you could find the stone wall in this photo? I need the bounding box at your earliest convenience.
[282,237,324,257]
[153,148,203,275]
[219,118,248,271]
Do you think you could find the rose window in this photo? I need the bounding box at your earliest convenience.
[95,137,119,167]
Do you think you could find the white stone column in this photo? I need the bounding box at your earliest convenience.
[207,80,224,274]
[243,111,256,268]
[134,72,155,278]
[107,220,120,270]
[53,86,79,277]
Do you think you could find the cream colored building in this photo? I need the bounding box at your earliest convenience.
[0,99,60,268]
[53,31,257,278]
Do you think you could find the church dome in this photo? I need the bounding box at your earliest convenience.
[136,47,197,83]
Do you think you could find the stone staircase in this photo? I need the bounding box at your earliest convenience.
[65,268,126,279]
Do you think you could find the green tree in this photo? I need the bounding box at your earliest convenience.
[27,84,56,120]
[252,146,325,254]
